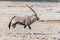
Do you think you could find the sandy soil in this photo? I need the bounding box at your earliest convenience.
[0,1,60,40]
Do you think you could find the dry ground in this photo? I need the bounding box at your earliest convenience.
[0,1,60,40]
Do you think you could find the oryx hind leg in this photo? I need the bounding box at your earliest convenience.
[12,25,16,28]
[12,22,19,28]
[12,23,16,28]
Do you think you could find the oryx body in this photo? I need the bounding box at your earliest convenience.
[8,5,40,29]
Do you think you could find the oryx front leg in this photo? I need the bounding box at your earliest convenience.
[28,25,31,29]
[24,25,26,28]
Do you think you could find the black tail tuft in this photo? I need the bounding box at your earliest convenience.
[8,16,16,29]
[9,21,11,29]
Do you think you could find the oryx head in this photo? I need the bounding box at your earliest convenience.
[26,5,40,21]
[35,14,39,21]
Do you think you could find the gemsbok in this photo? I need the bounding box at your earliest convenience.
[8,5,40,29]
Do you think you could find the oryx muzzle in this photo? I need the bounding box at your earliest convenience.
[8,5,40,30]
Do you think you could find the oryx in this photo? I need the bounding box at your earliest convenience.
[8,5,40,29]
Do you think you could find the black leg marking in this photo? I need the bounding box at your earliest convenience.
[28,26,31,29]
[24,25,26,28]
[12,22,25,28]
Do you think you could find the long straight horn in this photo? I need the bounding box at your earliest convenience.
[26,5,37,16]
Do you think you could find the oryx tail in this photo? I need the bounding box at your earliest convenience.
[9,16,16,29]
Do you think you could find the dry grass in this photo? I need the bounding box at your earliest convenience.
[0,1,60,40]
